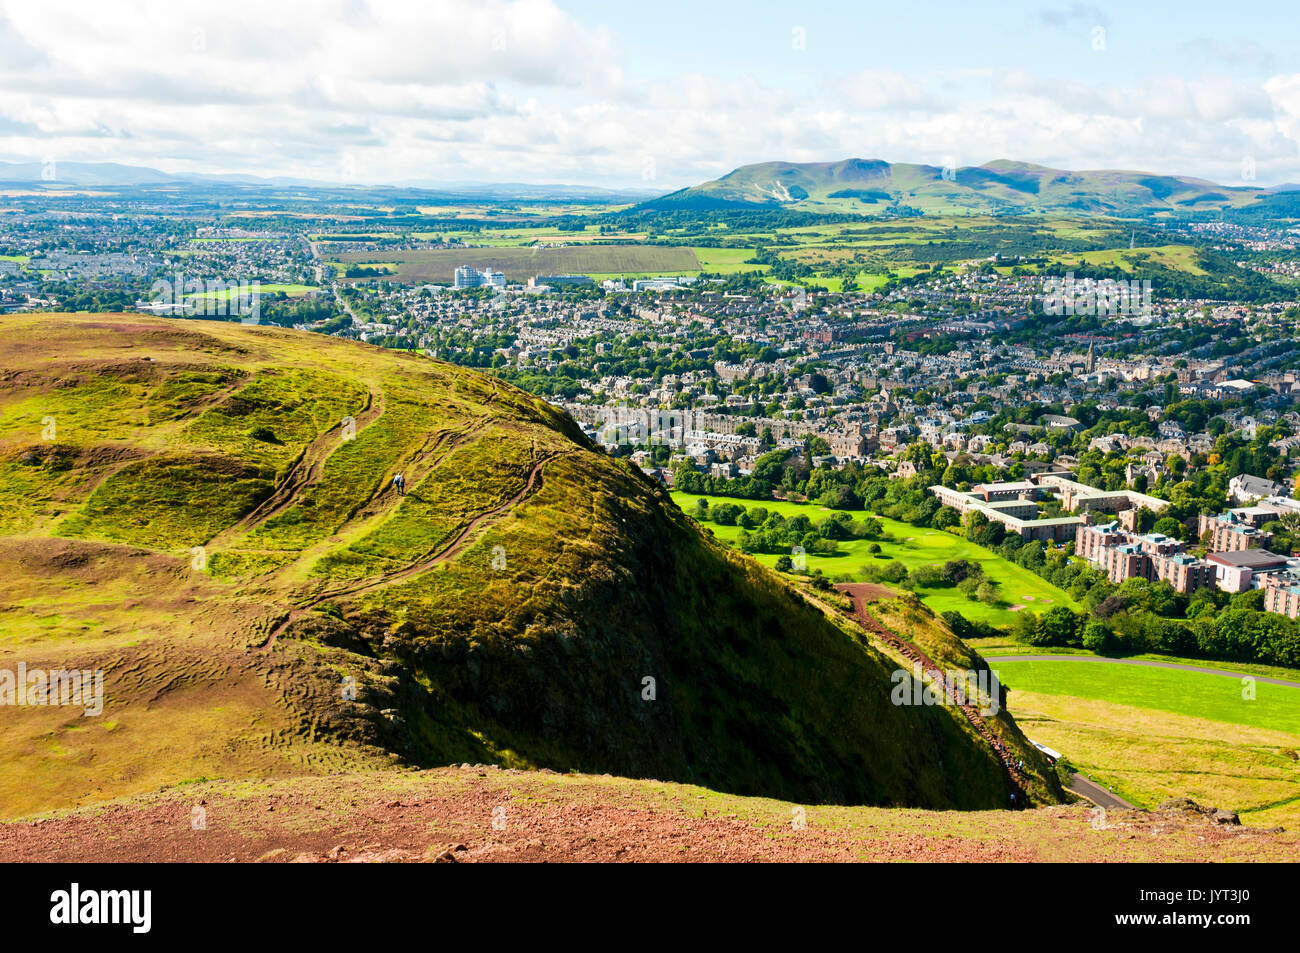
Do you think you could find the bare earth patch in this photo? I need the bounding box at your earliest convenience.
[1,767,1293,863]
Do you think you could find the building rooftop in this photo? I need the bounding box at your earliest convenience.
[1206,550,1290,569]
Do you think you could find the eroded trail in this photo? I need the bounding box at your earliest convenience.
[258,448,571,650]
[205,386,385,550]
[836,583,1031,806]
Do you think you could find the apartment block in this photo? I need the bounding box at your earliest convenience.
[1263,577,1300,620]
[1198,512,1274,552]
[1206,550,1293,594]
[1075,522,1213,593]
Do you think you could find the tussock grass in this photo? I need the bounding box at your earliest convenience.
[58,454,274,549]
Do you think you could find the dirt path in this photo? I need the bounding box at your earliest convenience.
[205,385,385,550]
[836,583,1031,806]
[319,446,569,601]
[259,448,571,649]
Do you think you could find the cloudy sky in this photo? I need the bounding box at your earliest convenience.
[2,0,1298,189]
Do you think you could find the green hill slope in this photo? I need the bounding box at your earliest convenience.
[644,157,1267,215]
[0,313,1060,816]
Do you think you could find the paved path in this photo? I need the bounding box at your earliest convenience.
[991,654,1300,812]
[984,655,1300,689]
[1065,773,1135,810]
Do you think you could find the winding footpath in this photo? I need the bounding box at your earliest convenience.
[258,447,570,650]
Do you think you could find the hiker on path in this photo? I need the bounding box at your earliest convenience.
[392,473,405,495]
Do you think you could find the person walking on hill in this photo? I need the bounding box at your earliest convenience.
[392,473,405,496]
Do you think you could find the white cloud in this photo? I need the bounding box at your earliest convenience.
[0,0,1297,188]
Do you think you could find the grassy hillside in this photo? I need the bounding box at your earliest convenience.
[0,313,1059,817]
[644,157,1269,216]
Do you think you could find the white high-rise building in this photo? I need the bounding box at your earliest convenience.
[454,266,506,290]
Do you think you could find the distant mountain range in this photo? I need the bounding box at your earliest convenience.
[638,158,1300,216]
[7,156,1299,215]
[0,160,658,202]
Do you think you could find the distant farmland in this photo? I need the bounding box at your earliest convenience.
[333,244,700,283]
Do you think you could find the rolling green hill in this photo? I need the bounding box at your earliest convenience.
[0,313,1061,817]
[643,157,1270,216]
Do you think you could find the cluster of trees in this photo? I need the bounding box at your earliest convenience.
[857,557,1001,606]
[1006,596,1300,668]
[689,497,886,558]
[259,296,341,329]
[674,448,947,522]
[682,446,1300,668]
[50,287,139,312]
[911,560,1000,604]
[342,264,392,278]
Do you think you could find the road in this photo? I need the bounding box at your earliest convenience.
[303,237,359,324]
[1065,773,1135,810]
[984,654,1300,689]
[991,653,1300,811]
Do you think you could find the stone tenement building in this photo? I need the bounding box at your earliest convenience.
[562,405,820,444]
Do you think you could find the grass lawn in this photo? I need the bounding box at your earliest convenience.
[968,635,1300,682]
[670,491,1076,627]
[993,660,1300,736]
[991,658,1300,827]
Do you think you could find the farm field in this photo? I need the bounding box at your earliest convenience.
[410,202,630,221]
[304,214,1210,291]
[691,246,764,274]
[670,491,1076,626]
[989,658,1300,829]
[1030,243,1208,276]
[405,225,649,246]
[188,282,317,298]
[334,244,700,283]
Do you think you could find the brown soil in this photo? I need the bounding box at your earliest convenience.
[2,767,1292,863]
